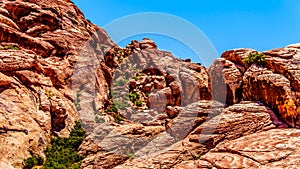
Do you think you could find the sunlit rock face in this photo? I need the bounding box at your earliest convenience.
[0,0,300,169]
[0,0,113,168]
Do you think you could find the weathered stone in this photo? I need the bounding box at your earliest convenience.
[201,129,300,168]
[1,0,300,168]
[139,38,157,49]
[243,65,298,127]
[209,58,243,105]
[221,46,300,127]
[0,0,114,167]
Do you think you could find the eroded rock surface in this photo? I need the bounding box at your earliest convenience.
[220,46,300,127]
[0,0,300,169]
[0,0,113,168]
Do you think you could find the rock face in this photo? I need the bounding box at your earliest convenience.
[221,47,300,127]
[0,1,300,169]
[0,0,113,168]
[78,40,300,169]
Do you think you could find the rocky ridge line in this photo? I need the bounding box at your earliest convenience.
[0,0,299,169]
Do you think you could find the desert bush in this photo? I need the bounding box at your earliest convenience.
[243,51,265,66]
[129,92,140,103]
[42,121,85,169]
[114,78,128,86]
[105,102,118,113]
[134,100,143,107]
[23,155,44,169]
[0,45,19,50]
[105,102,124,123]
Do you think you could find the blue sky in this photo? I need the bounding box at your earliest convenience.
[73,0,300,66]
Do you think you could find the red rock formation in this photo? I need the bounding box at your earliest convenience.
[0,0,113,167]
[219,47,300,127]
[0,0,300,169]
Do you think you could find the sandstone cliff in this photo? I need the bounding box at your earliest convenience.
[0,0,299,169]
[0,0,113,168]
[78,40,299,169]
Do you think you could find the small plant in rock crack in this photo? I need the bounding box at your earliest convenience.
[126,144,136,160]
[38,104,42,110]
[129,92,140,102]
[115,49,124,57]
[114,112,124,123]
[95,116,105,124]
[0,45,20,50]
[74,92,81,111]
[98,44,103,50]
[129,92,143,107]
[109,88,119,98]
[132,72,145,81]
[114,100,128,110]
[105,102,124,123]
[126,150,135,160]
[191,152,203,160]
[132,75,139,81]
[45,90,54,99]
[105,102,118,114]
[134,100,143,107]
[243,51,266,66]
[113,78,128,86]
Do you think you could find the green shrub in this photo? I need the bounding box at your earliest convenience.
[114,113,124,123]
[105,103,118,113]
[243,52,265,66]
[45,90,54,99]
[126,151,135,160]
[74,92,81,111]
[129,92,143,107]
[105,102,124,123]
[114,100,127,110]
[23,157,35,169]
[115,49,124,59]
[23,122,84,169]
[134,100,143,107]
[38,104,42,110]
[109,88,116,98]
[95,116,105,123]
[191,152,203,160]
[23,155,43,169]
[132,72,145,81]
[129,92,140,103]
[37,156,44,165]
[132,76,139,81]
[113,78,128,86]
[0,45,19,50]
[42,121,85,169]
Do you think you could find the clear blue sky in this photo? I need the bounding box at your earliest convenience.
[73,0,300,65]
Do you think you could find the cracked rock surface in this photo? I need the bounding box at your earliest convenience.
[0,0,300,169]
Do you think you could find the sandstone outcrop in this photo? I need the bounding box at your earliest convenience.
[0,0,113,168]
[0,0,300,169]
[79,41,300,168]
[220,47,300,127]
[83,101,286,169]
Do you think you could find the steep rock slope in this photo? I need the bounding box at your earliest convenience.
[79,41,300,169]
[0,0,300,169]
[0,0,113,168]
[221,46,300,127]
